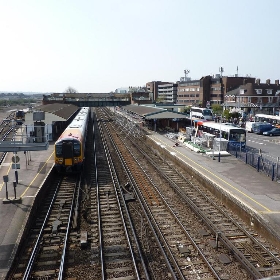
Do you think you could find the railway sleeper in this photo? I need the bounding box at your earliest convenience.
[33,270,56,278]
[106,266,135,273]
[104,252,131,260]
[37,260,58,266]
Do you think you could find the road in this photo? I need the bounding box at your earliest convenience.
[246,132,280,161]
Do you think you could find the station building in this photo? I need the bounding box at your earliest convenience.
[117,104,189,133]
[24,103,79,142]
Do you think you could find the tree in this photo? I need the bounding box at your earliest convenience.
[211,104,223,115]
[64,86,78,93]
[184,106,191,113]
[223,109,230,120]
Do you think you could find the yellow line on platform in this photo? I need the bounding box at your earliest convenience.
[150,135,272,213]
[259,211,280,214]
[20,152,54,198]
[0,162,13,192]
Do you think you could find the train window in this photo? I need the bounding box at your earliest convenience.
[73,142,81,156]
[55,143,63,156]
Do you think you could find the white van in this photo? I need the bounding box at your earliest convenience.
[245,122,254,133]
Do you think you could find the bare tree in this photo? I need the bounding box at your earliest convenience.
[64,86,78,93]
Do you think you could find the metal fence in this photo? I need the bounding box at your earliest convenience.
[228,143,280,181]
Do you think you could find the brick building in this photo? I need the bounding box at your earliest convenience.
[224,78,280,115]
[147,75,280,114]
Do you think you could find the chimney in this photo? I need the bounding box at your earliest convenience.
[266,79,270,85]
[243,78,247,85]
[256,79,260,85]
[276,80,279,86]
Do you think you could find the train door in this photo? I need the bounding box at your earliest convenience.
[62,142,74,166]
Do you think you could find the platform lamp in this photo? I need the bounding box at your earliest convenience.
[218,118,221,162]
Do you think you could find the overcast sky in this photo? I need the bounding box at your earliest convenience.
[0,0,279,93]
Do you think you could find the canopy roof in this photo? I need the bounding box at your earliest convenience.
[122,104,188,119]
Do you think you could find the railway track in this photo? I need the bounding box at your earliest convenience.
[0,112,19,164]
[93,112,141,279]
[65,109,146,279]
[8,175,80,279]
[102,109,224,279]
[105,107,280,279]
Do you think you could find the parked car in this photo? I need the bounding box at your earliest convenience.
[263,128,280,136]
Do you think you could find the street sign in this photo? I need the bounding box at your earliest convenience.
[12,164,20,169]
[12,156,20,163]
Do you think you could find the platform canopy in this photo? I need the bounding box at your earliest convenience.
[121,104,188,120]
[144,111,188,120]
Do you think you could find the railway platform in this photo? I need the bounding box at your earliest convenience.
[147,130,280,245]
[0,144,54,279]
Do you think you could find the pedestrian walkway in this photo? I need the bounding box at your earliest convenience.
[147,131,280,244]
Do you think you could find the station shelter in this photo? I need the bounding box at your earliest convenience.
[119,104,189,133]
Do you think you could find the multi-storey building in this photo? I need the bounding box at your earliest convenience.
[146,81,170,102]
[176,75,256,107]
[177,78,201,105]
[224,78,280,115]
[157,83,178,103]
[147,75,280,114]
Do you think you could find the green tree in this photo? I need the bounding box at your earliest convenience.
[183,106,191,113]
[211,104,223,115]
[223,109,230,120]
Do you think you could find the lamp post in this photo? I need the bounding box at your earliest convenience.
[218,117,221,162]
[12,120,18,184]
[190,110,192,141]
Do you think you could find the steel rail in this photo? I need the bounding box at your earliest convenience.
[58,176,81,280]
[99,118,148,280]
[103,120,181,279]
[127,143,222,279]
[131,135,265,279]
[23,177,62,280]
[92,117,105,280]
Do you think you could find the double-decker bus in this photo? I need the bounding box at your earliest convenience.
[190,107,213,120]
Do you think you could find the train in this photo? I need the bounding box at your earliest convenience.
[54,107,90,173]
[15,110,25,125]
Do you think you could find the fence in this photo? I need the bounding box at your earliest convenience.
[228,143,280,181]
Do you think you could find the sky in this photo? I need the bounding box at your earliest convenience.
[0,0,280,93]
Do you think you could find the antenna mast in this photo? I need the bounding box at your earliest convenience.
[219,67,224,77]
[184,69,190,81]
